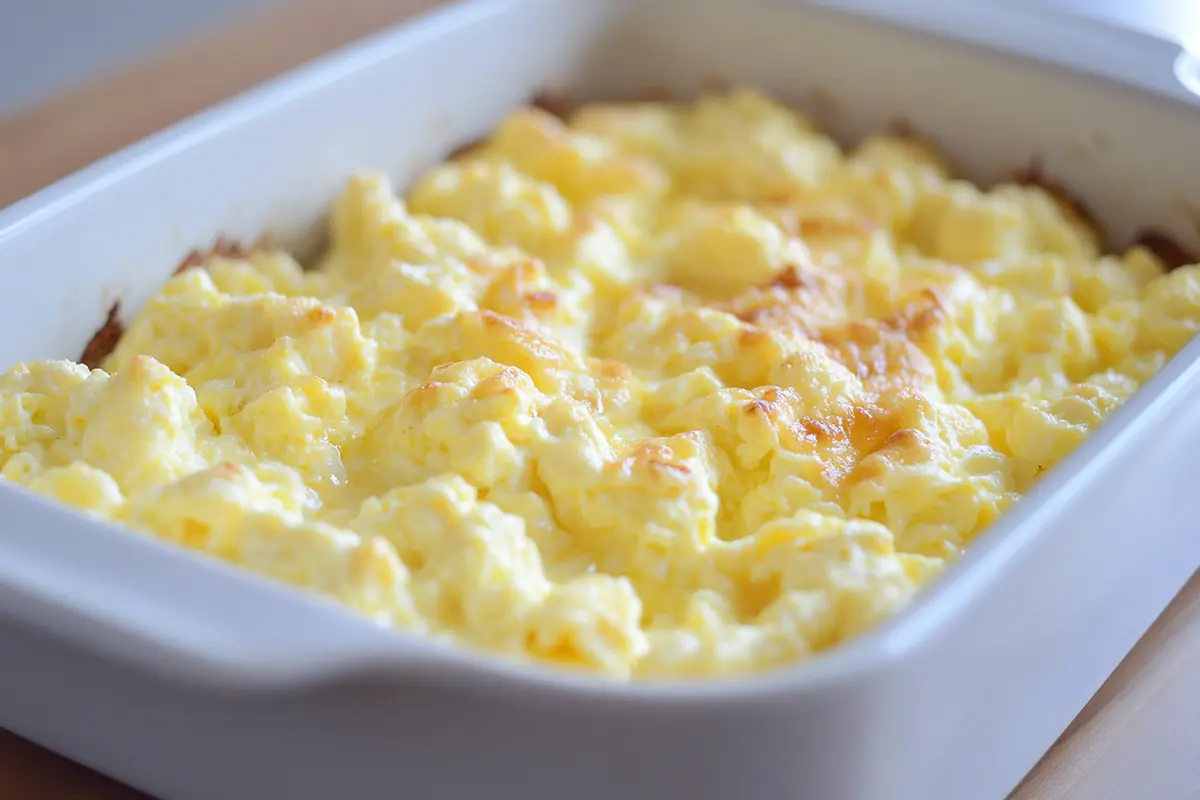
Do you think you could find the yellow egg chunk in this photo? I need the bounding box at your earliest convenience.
[3,89,1198,680]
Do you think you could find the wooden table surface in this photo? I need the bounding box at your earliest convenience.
[2,1,1200,797]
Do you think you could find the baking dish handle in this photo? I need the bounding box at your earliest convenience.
[0,491,446,691]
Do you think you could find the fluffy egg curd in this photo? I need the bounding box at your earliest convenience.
[3,90,1200,679]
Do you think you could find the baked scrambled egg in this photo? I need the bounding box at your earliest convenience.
[3,90,1199,679]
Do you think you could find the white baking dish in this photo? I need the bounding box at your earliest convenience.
[1,1,1199,798]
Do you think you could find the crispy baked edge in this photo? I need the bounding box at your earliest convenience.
[79,301,123,370]
[172,235,251,276]
[78,236,261,367]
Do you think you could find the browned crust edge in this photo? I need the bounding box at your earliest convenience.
[446,136,486,162]
[1132,229,1199,272]
[78,235,257,368]
[529,91,574,120]
[173,235,251,275]
[79,301,123,369]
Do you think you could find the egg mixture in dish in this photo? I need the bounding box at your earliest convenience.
[3,90,1199,679]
